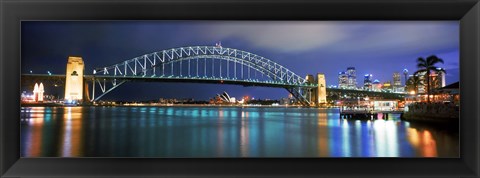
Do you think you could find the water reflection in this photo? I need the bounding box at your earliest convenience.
[20,107,459,157]
[407,128,438,157]
[60,107,84,156]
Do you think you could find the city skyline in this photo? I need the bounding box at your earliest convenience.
[22,21,459,101]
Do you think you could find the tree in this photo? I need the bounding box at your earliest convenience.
[414,55,446,102]
[406,75,424,94]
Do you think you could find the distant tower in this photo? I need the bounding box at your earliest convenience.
[317,73,327,105]
[403,68,409,86]
[64,56,85,102]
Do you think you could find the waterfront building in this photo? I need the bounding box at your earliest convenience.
[414,69,446,94]
[64,56,85,102]
[216,91,232,103]
[371,99,399,111]
[393,72,402,92]
[432,81,459,105]
[338,72,348,89]
[346,67,357,89]
[363,74,373,91]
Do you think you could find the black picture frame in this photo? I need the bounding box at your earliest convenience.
[1,0,479,177]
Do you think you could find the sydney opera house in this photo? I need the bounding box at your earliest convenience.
[216,91,234,103]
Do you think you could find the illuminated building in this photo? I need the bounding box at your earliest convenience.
[414,69,446,94]
[372,100,399,111]
[216,91,232,103]
[317,73,327,104]
[383,81,392,91]
[403,68,409,86]
[363,74,373,91]
[32,83,44,102]
[393,72,402,92]
[64,56,85,102]
[372,79,382,91]
[338,72,348,89]
[38,83,44,102]
[33,83,38,101]
[346,67,357,89]
[431,68,446,89]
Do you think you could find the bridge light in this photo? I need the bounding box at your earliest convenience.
[30,70,33,74]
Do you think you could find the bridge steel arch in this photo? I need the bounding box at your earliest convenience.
[92,46,316,106]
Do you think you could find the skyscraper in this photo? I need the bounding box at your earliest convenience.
[338,72,348,89]
[414,69,446,93]
[346,67,357,89]
[403,68,409,86]
[363,74,373,91]
[393,72,401,92]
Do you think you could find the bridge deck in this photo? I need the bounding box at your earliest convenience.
[21,74,407,96]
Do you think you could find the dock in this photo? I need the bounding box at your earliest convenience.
[339,109,404,120]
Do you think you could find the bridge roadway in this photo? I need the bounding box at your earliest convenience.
[21,74,315,88]
[21,74,408,97]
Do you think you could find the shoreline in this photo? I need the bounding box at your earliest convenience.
[400,113,459,132]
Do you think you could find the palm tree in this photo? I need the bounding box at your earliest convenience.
[406,75,424,94]
[414,55,446,102]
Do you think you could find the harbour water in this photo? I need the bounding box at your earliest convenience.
[20,106,459,157]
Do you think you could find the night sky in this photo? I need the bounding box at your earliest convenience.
[21,21,459,101]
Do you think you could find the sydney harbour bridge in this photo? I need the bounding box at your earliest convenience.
[21,45,406,107]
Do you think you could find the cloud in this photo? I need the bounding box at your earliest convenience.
[198,21,349,52]
[198,21,458,56]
